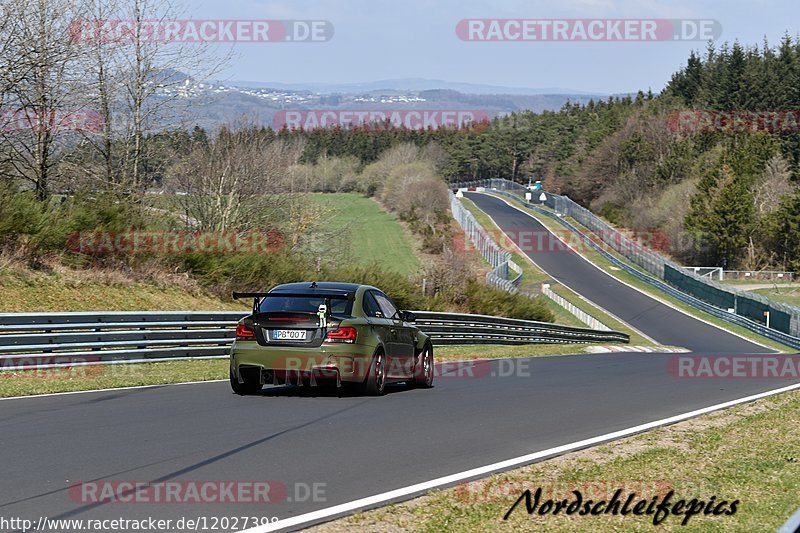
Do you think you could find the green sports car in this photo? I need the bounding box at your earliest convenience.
[229,282,434,396]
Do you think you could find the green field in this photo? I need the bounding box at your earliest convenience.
[751,287,800,308]
[0,266,248,313]
[307,193,421,275]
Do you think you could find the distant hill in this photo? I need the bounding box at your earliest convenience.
[221,77,609,96]
[159,76,612,131]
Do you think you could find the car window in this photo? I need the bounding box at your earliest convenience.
[373,292,399,319]
[258,296,352,316]
[362,291,382,317]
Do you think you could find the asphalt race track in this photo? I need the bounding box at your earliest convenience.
[1,193,795,532]
[2,355,798,531]
[465,192,769,354]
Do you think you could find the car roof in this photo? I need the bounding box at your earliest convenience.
[270,282,365,293]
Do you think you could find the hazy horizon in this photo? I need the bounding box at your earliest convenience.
[187,0,800,94]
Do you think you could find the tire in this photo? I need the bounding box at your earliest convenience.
[363,349,386,396]
[230,367,263,396]
[410,342,434,388]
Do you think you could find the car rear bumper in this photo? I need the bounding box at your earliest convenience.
[230,340,375,383]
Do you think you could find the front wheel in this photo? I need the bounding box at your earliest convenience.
[363,350,386,396]
[410,342,434,388]
[230,367,263,396]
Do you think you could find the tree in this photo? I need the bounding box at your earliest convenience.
[685,163,754,267]
[0,0,86,200]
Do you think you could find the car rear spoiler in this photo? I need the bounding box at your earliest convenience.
[232,291,355,300]
[232,290,356,316]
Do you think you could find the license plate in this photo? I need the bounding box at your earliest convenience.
[273,329,307,341]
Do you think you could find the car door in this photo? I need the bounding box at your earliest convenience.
[372,291,415,377]
[362,290,395,369]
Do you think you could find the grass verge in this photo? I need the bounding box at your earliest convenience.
[486,193,793,353]
[0,359,229,398]
[751,287,800,308]
[312,388,800,532]
[461,197,653,344]
[0,264,248,312]
[0,344,614,398]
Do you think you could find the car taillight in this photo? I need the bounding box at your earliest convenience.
[236,324,255,340]
[324,326,357,344]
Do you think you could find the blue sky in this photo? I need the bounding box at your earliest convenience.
[188,0,800,93]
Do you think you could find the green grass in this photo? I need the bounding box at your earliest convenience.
[329,389,800,532]
[0,344,615,398]
[719,279,797,285]
[548,284,653,346]
[306,193,420,275]
[0,359,229,398]
[461,197,652,343]
[751,287,800,308]
[486,193,793,353]
[460,198,583,328]
[0,266,248,313]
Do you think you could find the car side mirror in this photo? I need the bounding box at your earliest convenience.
[402,311,416,323]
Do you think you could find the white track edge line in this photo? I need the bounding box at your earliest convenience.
[464,196,658,345]
[241,381,800,533]
[0,379,227,401]
[485,193,778,353]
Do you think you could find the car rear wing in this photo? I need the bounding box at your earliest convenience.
[232,290,356,318]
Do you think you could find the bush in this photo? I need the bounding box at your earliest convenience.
[458,281,553,322]
[33,193,150,255]
[0,186,150,263]
[332,263,427,311]
[176,252,315,298]
[0,185,45,251]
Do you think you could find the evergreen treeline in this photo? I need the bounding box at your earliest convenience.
[274,37,800,271]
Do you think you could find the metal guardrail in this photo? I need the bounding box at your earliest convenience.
[0,309,629,370]
[540,284,611,331]
[463,181,800,350]
[411,311,628,346]
[0,311,244,370]
[723,270,794,282]
[449,190,516,292]
[451,186,616,330]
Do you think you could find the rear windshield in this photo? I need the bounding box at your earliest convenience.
[258,295,353,317]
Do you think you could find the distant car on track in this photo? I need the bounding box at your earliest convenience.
[229,282,434,396]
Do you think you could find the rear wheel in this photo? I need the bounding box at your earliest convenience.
[230,367,263,396]
[410,342,434,388]
[363,350,386,396]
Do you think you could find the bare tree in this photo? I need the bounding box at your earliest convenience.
[0,0,87,200]
[753,153,794,216]
[74,0,125,188]
[114,0,230,189]
[171,127,304,232]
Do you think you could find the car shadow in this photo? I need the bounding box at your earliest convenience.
[254,382,411,398]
